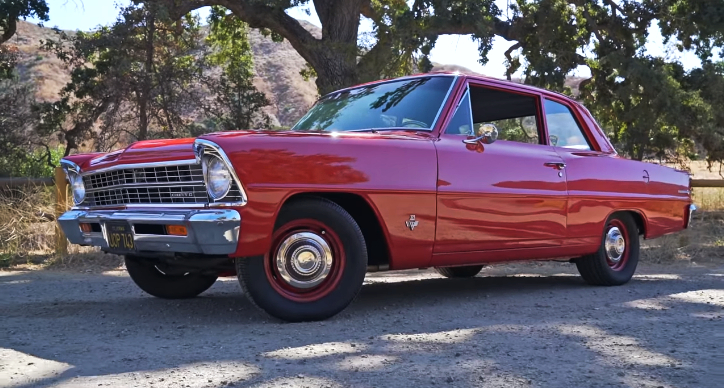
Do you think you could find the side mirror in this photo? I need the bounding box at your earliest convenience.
[463,123,498,145]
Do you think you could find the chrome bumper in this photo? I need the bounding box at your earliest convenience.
[58,209,241,255]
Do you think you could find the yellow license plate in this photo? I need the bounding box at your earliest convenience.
[105,222,135,253]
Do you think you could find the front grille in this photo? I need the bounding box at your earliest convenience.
[79,162,244,207]
[85,164,204,190]
[87,185,209,206]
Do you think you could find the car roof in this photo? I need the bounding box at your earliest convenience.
[326,72,579,106]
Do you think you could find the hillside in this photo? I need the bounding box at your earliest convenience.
[7,21,584,128]
[7,20,322,127]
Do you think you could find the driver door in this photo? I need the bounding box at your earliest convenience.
[433,81,568,263]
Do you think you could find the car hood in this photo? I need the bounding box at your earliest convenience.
[65,129,434,173]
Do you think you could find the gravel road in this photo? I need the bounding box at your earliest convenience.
[1,262,722,388]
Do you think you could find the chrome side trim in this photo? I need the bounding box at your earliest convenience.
[79,159,198,176]
[429,75,459,131]
[194,139,248,207]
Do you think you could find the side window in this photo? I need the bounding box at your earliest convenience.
[444,89,473,135]
[469,85,540,144]
[544,99,591,150]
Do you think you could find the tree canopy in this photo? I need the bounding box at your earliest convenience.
[0,0,723,173]
[139,0,723,165]
[0,0,49,44]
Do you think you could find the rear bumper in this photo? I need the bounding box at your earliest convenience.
[685,204,697,229]
[58,209,241,255]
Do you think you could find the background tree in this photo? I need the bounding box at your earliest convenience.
[141,0,723,165]
[199,6,271,132]
[39,3,204,156]
[0,0,49,44]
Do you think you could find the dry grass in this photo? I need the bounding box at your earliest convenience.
[0,187,121,271]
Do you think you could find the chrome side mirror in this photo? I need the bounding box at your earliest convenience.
[463,123,498,145]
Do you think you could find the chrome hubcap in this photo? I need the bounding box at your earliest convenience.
[605,226,626,263]
[275,232,332,289]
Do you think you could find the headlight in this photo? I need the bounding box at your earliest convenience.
[203,155,232,200]
[68,172,85,205]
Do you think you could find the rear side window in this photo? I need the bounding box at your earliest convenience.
[544,99,591,150]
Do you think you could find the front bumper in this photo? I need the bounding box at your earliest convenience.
[58,209,241,255]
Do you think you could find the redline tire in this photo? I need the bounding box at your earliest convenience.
[434,265,484,278]
[237,197,367,322]
[576,213,640,286]
[124,255,218,299]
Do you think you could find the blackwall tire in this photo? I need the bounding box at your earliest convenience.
[576,213,640,286]
[434,265,484,278]
[125,255,218,299]
[237,197,367,322]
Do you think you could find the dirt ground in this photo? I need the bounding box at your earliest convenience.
[1,260,722,388]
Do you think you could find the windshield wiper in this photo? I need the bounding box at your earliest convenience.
[345,127,427,133]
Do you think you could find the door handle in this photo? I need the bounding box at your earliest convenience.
[544,162,566,170]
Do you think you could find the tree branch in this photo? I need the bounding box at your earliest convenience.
[140,0,320,65]
[1,19,17,45]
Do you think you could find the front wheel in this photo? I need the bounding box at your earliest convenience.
[237,197,368,322]
[125,256,218,299]
[576,213,640,286]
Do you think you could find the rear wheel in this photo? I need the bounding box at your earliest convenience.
[576,213,640,286]
[434,265,484,278]
[237,197,367,322]
[124,255,218,299]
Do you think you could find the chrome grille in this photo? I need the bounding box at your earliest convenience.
[79,162,244,207]
[85,164,204,190]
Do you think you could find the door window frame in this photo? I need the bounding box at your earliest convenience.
[540,95,602,152]
[435,78,549,147]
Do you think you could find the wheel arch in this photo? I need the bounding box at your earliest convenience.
[606,209,647,237]
[277,192,392,269]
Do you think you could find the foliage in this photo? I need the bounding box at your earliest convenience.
[0,0,49,44]
[38,3,204,155]
[140,0,724,165]
[0,70,62,177]
[200,6,271,131]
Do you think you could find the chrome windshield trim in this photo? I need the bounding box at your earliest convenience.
[292,74,459,132]
[79,159,198,176]
[194,139,248,206]
[429,75,459,131]
[317,73,459,100]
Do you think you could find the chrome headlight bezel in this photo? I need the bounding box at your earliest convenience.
[61,160,85,205]
[194,139,247,206]
[202,154,232,200]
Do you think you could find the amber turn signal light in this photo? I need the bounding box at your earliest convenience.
[166,225,188,236]
[79,223,93,233]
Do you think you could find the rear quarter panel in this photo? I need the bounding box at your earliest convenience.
[202,131,439,270]
[563,152,690,242]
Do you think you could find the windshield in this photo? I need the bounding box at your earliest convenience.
[291,75,455,132]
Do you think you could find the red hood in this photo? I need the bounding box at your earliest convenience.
[65,138,197,172]
[64,130,433,173]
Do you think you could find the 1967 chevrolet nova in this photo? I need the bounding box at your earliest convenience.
[58,73,696,322]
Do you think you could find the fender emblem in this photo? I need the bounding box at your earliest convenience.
[406,215,419,231]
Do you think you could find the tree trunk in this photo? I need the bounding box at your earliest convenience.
[138,9,156,141]
[310,0,361,95]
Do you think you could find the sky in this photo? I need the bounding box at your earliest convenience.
[27,0,711,80]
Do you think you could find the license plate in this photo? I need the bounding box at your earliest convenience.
[105,222,136,253]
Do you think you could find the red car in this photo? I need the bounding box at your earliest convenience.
[59,73,695,322]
